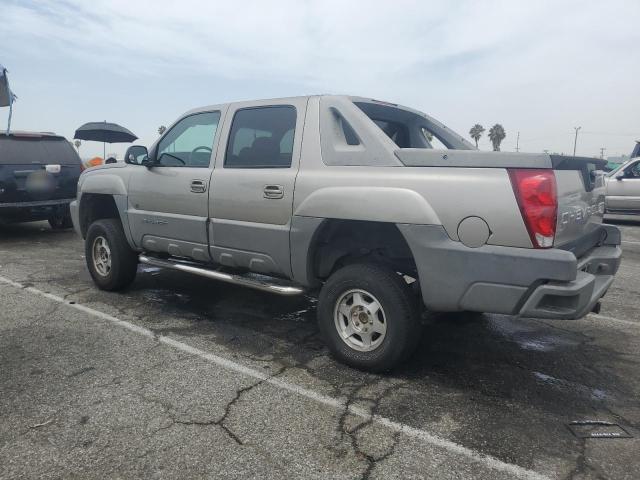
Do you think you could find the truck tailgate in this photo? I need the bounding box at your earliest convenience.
[551,155,608,253]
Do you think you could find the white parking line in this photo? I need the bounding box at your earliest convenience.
[590,313,639,327]
[0,274,549,480]
[622,240,640,246]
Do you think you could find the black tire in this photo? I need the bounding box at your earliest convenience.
[48,207,73,230]
[85,218,138,291]
[318,262,421,372]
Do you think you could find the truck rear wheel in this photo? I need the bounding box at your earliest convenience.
[318,262,421,372]
[85,219,138,291]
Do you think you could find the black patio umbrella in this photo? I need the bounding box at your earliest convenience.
[74,121,138,159]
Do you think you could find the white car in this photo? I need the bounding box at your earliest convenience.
[606,142,640,214]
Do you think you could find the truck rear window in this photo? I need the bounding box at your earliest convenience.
[371,119,410,147]
[0,136,81,165]
[353,100,472,151]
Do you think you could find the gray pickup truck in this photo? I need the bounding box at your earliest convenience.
[70,95,622,371]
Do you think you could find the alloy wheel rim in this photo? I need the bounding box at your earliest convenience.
[92,236,112,277]
[334,289,387,352]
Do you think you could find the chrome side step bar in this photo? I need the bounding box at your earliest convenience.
[138,254,305,296]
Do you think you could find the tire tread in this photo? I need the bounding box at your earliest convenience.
[85,218,137,291]
[318,262,421,372]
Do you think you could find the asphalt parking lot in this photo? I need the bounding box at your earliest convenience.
[1,216,639,479]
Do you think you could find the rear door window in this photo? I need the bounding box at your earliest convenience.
[224,106,297,168]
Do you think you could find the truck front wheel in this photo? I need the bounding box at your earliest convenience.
[318,262,421,372]
[85,219,138,291]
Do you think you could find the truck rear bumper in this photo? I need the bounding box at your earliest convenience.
[518,245,620,319]
[397,224,621,320]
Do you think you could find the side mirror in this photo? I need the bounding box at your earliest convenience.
[125,145,149,166]
[616,173,625,181]
[141,158,155,169]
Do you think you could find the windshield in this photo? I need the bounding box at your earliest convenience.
[607,160,631,177]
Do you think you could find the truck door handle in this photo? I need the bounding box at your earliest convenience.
[190,179,207,193]
[263,184,284,199]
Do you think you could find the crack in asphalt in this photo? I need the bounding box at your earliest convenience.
[336,380,406,480]
[565,437,587,480]
[563,437,608,480]
[139,366,288,446]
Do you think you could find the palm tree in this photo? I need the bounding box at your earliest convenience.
[74,140,81,152]
[469,124,485,148]
[488,124,506,151]
[158,125,166,135]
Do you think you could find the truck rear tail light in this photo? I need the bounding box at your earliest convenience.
[508,169,557,248]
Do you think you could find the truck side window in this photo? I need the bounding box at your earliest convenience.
[225,106,296,168]
[421,127,448,150]
[372,119,410,147]
[625,162,640,178]
[157,111,220,168]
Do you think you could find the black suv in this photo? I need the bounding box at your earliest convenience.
[0,131,82,228]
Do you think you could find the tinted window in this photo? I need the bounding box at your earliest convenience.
[280,129,294,154]
[0,136,80,165]
[354,101,463,150]
[373,119,410,148]
[157,111,220,167]
[626,162,640,178]
[225,106,296,168]
[421,127,448,150]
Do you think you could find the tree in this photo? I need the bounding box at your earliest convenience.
[74,140,81,152]
[158,125,166,135]
[469,124,485,148]
[488,124,506,151]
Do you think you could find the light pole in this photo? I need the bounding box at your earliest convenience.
[573,126,581,156]
[515,131,520,152]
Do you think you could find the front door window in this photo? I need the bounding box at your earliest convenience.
[625,162,640,178]
[157,111,221,167]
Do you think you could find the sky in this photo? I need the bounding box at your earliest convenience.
[1,0,639,159]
